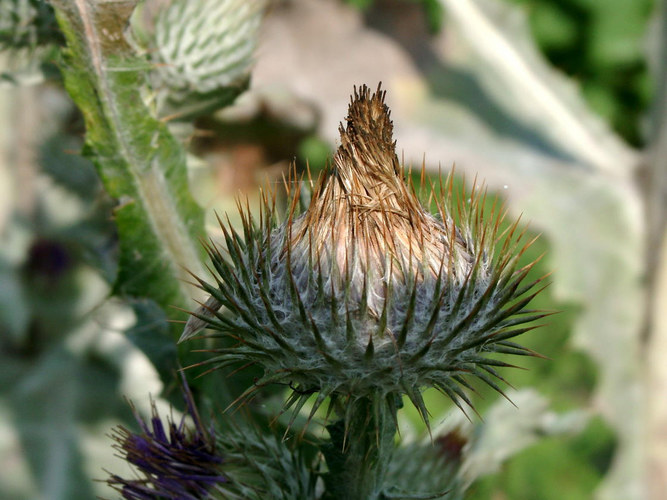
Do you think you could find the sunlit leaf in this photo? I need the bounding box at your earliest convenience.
[51,0,207,344]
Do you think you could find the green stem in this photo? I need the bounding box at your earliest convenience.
[322,397,397,500]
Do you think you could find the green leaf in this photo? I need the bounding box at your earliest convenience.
[0,347,119,500]
[0,257,29,343]
[50,1,206,341]
[124,299,178,384]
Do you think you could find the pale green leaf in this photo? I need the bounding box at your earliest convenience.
[50,0,206,342]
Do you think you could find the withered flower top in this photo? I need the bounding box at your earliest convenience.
[186,84,547,428]
[290,86,472,318]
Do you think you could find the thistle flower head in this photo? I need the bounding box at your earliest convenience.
[187,84,547,427]
[107,384,226,499]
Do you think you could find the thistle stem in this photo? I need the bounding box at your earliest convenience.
[322,397,397,500]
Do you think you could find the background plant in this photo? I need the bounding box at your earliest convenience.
[0,0,664,499]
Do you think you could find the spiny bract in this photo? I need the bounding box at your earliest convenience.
[185,84,548,428]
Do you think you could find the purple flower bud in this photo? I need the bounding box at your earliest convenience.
[107,382,226,499]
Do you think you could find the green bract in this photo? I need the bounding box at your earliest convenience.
[185,85,548,428]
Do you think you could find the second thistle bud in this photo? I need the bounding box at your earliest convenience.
[187,84,547,426]
[144,0,266,117]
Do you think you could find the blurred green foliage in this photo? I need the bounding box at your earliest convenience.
[0,0,61,48]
